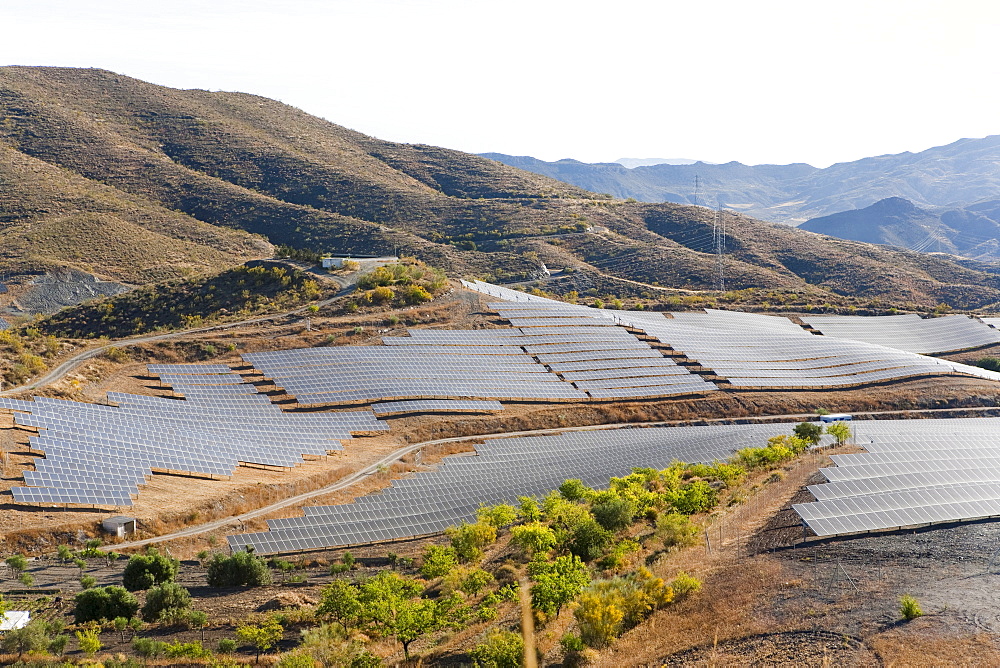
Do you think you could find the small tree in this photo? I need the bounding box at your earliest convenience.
[48,633,69,656]
[529,554,591,617]
[18,572,34,587]
[112,617,130,643]
[826,421,852,445]
[73,585,139,623]
[1,621,49,659]
[75,628,102,658]
[80,575,97,589]
[558,479,591,501]
[57,545,73,563]
[122,547,179,591]
[793,421,823,445]
[316,580,361,633]
[189,610,209,642]
[518,496,542,522]
[477,503,518,528]
[236,616,284,661]
[566,518,613,562]
[142,582,192,622]
[590,496,637,531]
[5,554,27,578]
[420,545,458,579]
[357,571,466,659]
[447,521,497,563]
[511,522,557,558]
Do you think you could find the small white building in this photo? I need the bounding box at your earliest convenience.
[1,611,30,631]
[102,516,138,537]
[322,255,398,269]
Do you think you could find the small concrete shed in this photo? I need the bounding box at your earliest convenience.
[102,516,138,537]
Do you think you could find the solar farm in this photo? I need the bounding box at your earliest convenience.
[5,279,1000,556]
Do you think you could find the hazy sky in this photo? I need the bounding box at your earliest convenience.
[3,0,999,167]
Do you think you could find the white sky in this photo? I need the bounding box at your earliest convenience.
[2,0,999,167]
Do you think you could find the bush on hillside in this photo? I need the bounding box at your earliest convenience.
[206,551,272,587]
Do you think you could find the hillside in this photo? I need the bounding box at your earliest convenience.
[484,136,1000,226]
[5,67,1000,309]
[800,197,1000,261]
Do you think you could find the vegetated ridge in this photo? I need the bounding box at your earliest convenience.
[483,135,1000,226]
[5,67,1000,309]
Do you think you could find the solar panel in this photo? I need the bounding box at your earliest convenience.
[796,418,1000,536]
[227,422,804,555]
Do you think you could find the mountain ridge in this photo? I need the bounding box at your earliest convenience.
[483,136,1000,225]
[4,66,1000,310]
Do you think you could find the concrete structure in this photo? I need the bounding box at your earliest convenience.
[102,516,138,537]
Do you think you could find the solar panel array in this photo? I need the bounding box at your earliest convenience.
[243,309,716,404]
[801,314,1000,354]
[227,422,798,555]
[636,312,1000,389]
[463,281,1000,390]
[371,400,503,416]
[0,365,386,508]
[795,418,1000,537]
[470,298,716,399]
[246,344,587,405]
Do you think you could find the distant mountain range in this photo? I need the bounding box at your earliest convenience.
[6,66,1000,309]
[483,136,1000,225]
[801,197,1000,261]
[614,158,708,168]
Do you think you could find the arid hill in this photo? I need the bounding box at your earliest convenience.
[4,66,1000,308]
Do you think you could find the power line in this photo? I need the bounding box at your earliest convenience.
[713,206,726,292]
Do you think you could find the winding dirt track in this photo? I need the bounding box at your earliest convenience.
[0,267,353,395]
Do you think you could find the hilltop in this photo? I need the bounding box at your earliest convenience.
[4,67,1000,309]
[484,136,1000,226]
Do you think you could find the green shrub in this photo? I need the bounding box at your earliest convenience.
[74,585,139,623]
[141,582,192,622]
[122,548,179,591]
[670,571,702,599]
[900,594,923,620]
[218,637,238,654]
[657,513,700,548]
[420,545,459,578]
[206,550,272,587]
[470,630,524,668]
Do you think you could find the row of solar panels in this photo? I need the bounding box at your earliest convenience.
[228,422,799,555]
[2,365,388,508]
[464,281,1000,389]
[795,418,1000,536]
[244,316,717,404]
[803,314,1000,354]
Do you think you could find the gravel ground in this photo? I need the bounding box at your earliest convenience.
[5,268,129,315]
